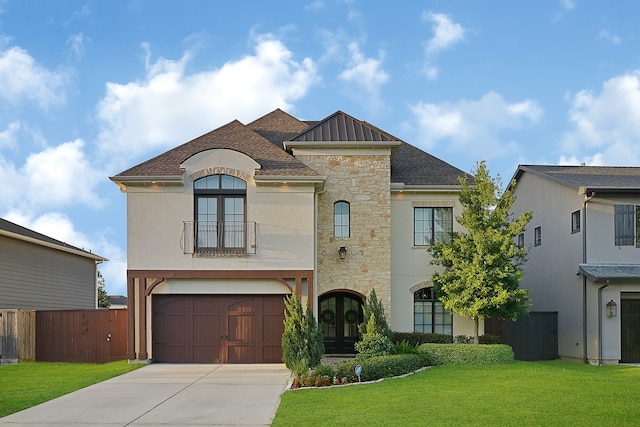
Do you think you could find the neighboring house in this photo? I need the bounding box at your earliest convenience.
[510,165,640,364]
[109,295,128,309]
[111,109,476,363]
[0,218,107,310]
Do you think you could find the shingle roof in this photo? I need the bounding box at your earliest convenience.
[112,109,468,187]
[579,263,640,282]
[515,165,640,191]
[114,119,320,178]
[0,218,106,261]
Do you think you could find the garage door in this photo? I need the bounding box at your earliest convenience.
[152,294,285,363]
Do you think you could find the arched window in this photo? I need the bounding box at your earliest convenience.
[194,174,246,253]
[414,287,452,335]
[334,201,350,238]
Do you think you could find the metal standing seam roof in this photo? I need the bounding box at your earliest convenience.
[111,109,469,187]
[579,263,640,281]
[513,165,640,191]
[0,217,107,261]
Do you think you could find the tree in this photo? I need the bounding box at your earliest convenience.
[430,161,532,344]
[358,288,392,339]
[97,271,110,308]
[281,290,324,375]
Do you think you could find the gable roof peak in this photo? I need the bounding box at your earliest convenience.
[288,110,400,143]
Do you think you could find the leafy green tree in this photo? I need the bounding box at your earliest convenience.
[97,271,110,308]
[358,288,391,339]
[281,290,324,374]
[430,161,532,343]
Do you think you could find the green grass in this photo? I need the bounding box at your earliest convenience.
[0,361,142,418]
[273,361,640,426]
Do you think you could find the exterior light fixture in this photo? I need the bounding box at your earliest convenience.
[338,246,347,260]
[606,300,617,318]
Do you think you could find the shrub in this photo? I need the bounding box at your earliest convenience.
[335,354,427,382]
[418,343,514,366]
[394,340,419,355]
[282,290,324,373]
[454,335,473,344]
[359,288,392,339]
[312,364,335,379]
[392,332,453,345]
[479,333,501,344]
[355,314,394,359]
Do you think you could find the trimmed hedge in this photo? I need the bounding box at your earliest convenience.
[418,343,514,366]
[335,354,428,382]
[393,332,453,345]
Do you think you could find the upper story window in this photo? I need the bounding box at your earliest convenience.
[534,226,542,247]
[571,210,581,234]
[414,287,452,335]
[516,233,525,248]
[614,204,640,247]
[334,201,350,238]
[414,207,453,246]
[194,174,247,253]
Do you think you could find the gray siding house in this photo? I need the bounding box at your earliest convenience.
[0,218,107,310]
[510,165,640,364]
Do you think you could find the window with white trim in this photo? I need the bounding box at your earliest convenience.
[414,287,452,335]
[614,204,640,247]
[414,207,453,246]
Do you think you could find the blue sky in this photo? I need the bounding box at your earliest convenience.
[1,1,639,295]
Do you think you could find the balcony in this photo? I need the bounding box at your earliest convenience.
[182,221,257,255]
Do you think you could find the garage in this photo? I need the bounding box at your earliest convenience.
[152,294,285,363]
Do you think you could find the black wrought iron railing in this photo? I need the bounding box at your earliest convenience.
[182,221,256,255]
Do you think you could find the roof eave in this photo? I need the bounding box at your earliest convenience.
[253,175,326,189]
[109,175,184,192]
[0,229,108,262]
[391,183,464,193]
[284,140,402,150]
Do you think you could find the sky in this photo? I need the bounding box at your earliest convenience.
[1,1,639,296]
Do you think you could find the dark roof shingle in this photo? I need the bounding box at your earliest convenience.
[516,165,640,191]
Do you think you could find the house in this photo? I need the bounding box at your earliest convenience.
[509,165,640,364]
[110,109,476,363]
[109,295,128,309]
[0,218,107,310]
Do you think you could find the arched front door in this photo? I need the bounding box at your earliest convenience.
[319,292,363,354]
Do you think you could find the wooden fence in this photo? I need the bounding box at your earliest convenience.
[0,310,36,363]
[1,309,127,364]
[484,311,558,361]
[36,309,128,363]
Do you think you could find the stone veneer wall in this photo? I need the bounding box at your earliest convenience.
[296,153,392,321]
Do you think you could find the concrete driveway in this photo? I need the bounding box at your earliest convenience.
[0,363,291,426]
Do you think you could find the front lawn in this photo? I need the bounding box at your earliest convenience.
[273,361,640,426]
[0,361,142,418]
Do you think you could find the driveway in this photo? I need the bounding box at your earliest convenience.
[0,363,291,426]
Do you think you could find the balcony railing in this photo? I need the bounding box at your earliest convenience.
[182,221,256,255]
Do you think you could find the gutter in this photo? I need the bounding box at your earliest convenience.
[597,281,609,366]
[582,191,595,364]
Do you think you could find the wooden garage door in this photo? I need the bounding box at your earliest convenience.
[152,294,285,363]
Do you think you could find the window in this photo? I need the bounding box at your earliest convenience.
[534,226,542,247]
[414,207,453,246]
[614,204,640,246]
[571,210,580,234]
[414,287,452,335]
[334,201,350,238]
[194,174,246,253]
[517,233,525,248]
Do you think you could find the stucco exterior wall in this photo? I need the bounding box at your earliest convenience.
[389,191,471,333]
[126,149,316,271]
[511,171,640,363]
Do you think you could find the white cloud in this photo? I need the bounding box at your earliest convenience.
[423,12,465,55]
[0,121,21,149]
[422,12,465,79]
[0,46,69,108]
[338,42,389,109]
[67,32,89,59]
[562,71,640,165]
[97,34,317,171]
[598,30,621,45]
[23,139,104,208]
[410,91,543,159]
[561,0,576,11]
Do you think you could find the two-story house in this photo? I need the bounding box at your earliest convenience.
[510,165,640,364]
[111,109,475,363]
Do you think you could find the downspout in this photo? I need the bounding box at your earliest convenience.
[582,191,595,364]
[597,280,609,366]
[313,183,327,317]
